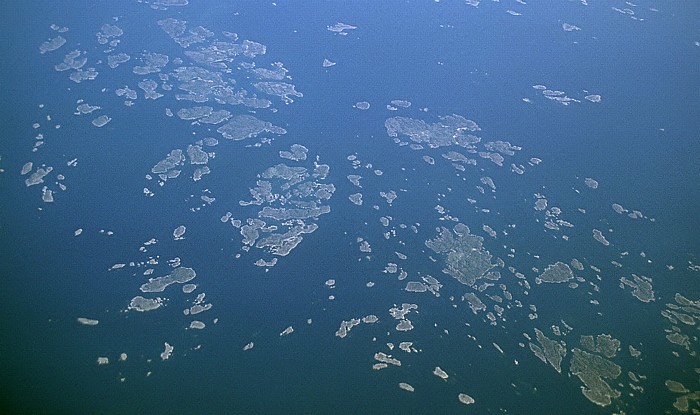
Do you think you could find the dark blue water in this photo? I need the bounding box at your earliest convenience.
[1,1,699,414]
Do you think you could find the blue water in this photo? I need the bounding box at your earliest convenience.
[1,0,699,414]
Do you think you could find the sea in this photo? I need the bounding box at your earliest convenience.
[0,1,699,414]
